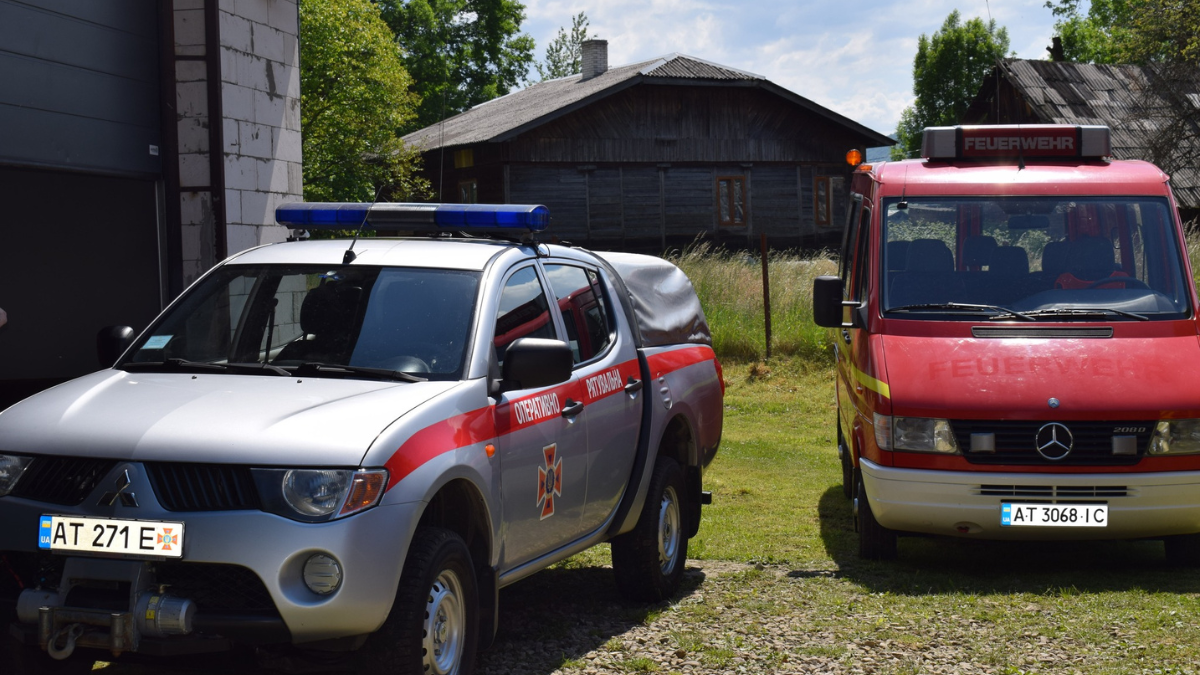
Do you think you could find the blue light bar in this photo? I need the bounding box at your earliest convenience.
[275,202,550,232]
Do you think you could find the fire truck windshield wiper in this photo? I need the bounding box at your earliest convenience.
[888,302,1035,322]
[1022,307,1149,321]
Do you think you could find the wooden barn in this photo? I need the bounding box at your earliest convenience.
[964,58,1200,223]
[402,40,894,251]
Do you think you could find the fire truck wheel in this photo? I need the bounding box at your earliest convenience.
[1164,534,1200,566]
[356,527,479,675]
[838,422,853,500]
[612,456,688,602]
[857,480,898,560]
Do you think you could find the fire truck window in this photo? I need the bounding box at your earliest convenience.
[543,264,612,364]
[494,266,556,366]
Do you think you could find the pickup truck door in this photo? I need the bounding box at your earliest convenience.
[542,262,642,534]
[492,265,590,569]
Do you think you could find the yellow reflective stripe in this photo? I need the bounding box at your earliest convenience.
[851,363,890,399]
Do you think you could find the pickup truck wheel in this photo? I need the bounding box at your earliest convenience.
[356,527,479,675]
[1164,534,1200,566]
[611,456,688,602]
[857,480,897,560]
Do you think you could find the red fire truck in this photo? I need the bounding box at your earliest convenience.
[814,125,1200,561]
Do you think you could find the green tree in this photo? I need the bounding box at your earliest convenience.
[891,10,1011,160]
[535,12,593,80]
[375,0,536,131]
[300,0,428,202]
[1045,0,1199,174]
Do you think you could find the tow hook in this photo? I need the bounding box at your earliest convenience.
[47,623,85,660]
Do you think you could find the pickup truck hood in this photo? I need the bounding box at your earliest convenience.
[882,334,1200,418]
[0,370,457,466]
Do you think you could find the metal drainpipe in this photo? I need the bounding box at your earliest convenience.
[204,0,228,260]
[158,0,184,299]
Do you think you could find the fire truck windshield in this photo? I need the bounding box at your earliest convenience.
[881,196,1191,320]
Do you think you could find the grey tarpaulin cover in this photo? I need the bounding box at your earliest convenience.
[594,251,712,347]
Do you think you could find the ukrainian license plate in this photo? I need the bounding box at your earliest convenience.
[1001,503,1107,527]
[38,515,185,558]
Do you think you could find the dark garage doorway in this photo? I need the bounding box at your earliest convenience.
[0,166,163,409]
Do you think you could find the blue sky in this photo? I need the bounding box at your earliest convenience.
[521,0,1063,138]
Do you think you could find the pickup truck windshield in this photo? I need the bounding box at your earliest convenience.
[122,264,480,380]
[881,196,1191,320]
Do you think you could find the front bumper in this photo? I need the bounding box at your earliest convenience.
[0,496,421,646]
[860,458,1200,540]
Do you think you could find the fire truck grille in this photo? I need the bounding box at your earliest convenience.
[145,463,261,512]
[976,485,1129,499]
[952,420,1153,466]
[10,457,118,505]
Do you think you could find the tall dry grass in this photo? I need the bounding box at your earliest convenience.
[669,244,837,363]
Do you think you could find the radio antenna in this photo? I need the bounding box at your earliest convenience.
[343,185,383,265]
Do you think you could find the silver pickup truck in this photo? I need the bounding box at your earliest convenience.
[0,203,723,675]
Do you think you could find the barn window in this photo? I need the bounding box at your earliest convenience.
[458,179,478,204]
[814,175,832,226]
[716,176,746,226]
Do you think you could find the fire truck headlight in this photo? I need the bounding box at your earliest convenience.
[1149,420,1200,455]
[892,417,959,454]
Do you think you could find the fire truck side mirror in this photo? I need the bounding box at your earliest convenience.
[812,276,845,328]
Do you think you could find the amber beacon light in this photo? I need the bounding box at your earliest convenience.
[845,149,864,167]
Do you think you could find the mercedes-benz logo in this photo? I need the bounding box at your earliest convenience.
[1035,423,1074,461]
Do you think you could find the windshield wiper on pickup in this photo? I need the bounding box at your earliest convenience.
[120,359,292,375]
[888,302,1034,322]
[1023,307,1149,321]
[291,362,427,383]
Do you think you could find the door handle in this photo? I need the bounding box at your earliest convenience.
[624,377,643,394]
[841,329,852,344]
[561,398,584,418]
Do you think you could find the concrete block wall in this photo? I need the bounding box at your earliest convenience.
[172,0,301,286]
[219,0,301,255]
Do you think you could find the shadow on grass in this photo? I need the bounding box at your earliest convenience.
[93,563,705,675]
[476,562,706,675]
[814,484,1200,596]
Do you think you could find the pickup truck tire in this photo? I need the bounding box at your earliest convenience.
[857,480,898,560]
[355,527,479,675]
[611,456,688,602]
[1164,534,1200,566]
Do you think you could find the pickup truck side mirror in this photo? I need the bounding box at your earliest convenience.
[496,338,573,395]
[97,326,135,368]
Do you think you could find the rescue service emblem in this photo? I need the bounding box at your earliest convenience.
[537,444,562,520]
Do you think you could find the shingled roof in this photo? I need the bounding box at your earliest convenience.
[967,58,1200,211]
[403,53,893,150]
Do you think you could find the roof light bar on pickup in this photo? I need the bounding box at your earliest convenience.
[275,202,550,232]
[922,125,1111,160]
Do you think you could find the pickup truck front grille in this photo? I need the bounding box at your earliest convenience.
[952,420,1153,466]
[145,463,261,511]
[155,561,276,612]
[11,457,117,505]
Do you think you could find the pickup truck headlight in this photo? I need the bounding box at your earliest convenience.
[874,414,959,454]
[253,468,388,522]
[1149,420,1200,456]
[0,454,32,496]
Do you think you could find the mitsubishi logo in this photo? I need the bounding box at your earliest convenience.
[1035,423,1074,461]
[99,469,139,507]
